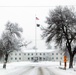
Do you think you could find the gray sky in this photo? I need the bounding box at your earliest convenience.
[0,0,76,49]
[0,0,76,6]
[0,7,51,49]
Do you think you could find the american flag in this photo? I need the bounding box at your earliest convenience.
[36,17,39,20]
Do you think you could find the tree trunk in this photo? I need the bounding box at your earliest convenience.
[66,42,74,68]
[69,55,73,68]
[3,53,8,69]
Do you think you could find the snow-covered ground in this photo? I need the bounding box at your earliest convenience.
[0,61,76,75]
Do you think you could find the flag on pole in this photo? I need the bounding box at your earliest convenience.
[37,24,40,27]
[36,17,40,27]
[36,17,39,20]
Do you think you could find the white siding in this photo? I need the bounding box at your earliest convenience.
[6,50,64,62]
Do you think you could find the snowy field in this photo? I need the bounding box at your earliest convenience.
[0,61,76,75]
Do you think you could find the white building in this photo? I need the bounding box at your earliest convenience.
[2,49,76,63]
[6,49,65,62]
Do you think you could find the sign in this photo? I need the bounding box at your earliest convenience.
[64,56,67,62]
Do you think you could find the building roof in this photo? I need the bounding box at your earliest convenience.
[21,49,55,53]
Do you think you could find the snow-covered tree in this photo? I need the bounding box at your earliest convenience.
[42,6,76,68]
[0,22,23,68]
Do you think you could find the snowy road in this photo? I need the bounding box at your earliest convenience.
[37,67,55,75]
[4,66,55,75]
[0,62,76,75]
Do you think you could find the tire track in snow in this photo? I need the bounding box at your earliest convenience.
[45,67,56,75]
[37,67,50,75]
[37,67,56,75]
[5,66,34,75]
[19,66,35,75]
[5,66,56,75]
[37,67,44,75]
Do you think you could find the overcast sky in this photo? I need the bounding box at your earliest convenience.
[0,0,76,50]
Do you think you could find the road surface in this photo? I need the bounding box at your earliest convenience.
[5,66,56,75]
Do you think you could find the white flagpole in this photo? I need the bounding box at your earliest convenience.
[35,14,37,51]
[34,14,40,62]
[34,14,37,62]
[35,15,40,50]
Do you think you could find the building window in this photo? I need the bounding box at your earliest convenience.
[60,57,62,59]
[28,58,30,60]
[31,57,33,60]
[15,53,17,55]
[43,53,45,55]
[60,53,62,55]
[39,57,42,60]
[31,53,33,55]
[56,53,58,55]
[40,53,41,55]
[52,53,54,55]
[19,53,21,55]
[15,58,17,60]
[28,53,30,55]
[43,58,45,60]
[19,58,21,60]
[24,53,26,55]
[56,57,58,59]
[52,57,54,59]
